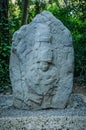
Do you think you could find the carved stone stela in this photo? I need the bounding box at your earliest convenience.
[10,11,74,110]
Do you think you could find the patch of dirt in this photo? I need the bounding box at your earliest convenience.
[73,83,86,96]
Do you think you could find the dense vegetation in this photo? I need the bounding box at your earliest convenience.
[0,0,86,93]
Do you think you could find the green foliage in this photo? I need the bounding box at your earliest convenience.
[73,19,86,83]
[0,29,11,92]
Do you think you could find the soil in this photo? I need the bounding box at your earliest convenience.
[73,83,86,96]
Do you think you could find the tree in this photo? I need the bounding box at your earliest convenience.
[0,0,10,92]
[0,0,9,44]
[21,0,29,25]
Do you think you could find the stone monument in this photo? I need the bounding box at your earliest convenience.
[9,11,74,110]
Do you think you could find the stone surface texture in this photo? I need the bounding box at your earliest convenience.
[0,116,86,130]
[9,11,74,110]
[0,94,86,130]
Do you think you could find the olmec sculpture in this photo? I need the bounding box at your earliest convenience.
[10,11,74,110]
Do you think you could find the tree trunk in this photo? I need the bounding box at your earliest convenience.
[21,0,29,25]
[0,0,9,44]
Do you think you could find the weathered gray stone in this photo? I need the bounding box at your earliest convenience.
[9,11,74,110]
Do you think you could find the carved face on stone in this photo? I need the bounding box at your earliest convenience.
[39,61,49,71]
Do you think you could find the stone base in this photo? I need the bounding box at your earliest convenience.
[0,94,86,130]
[0,116,86,130]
